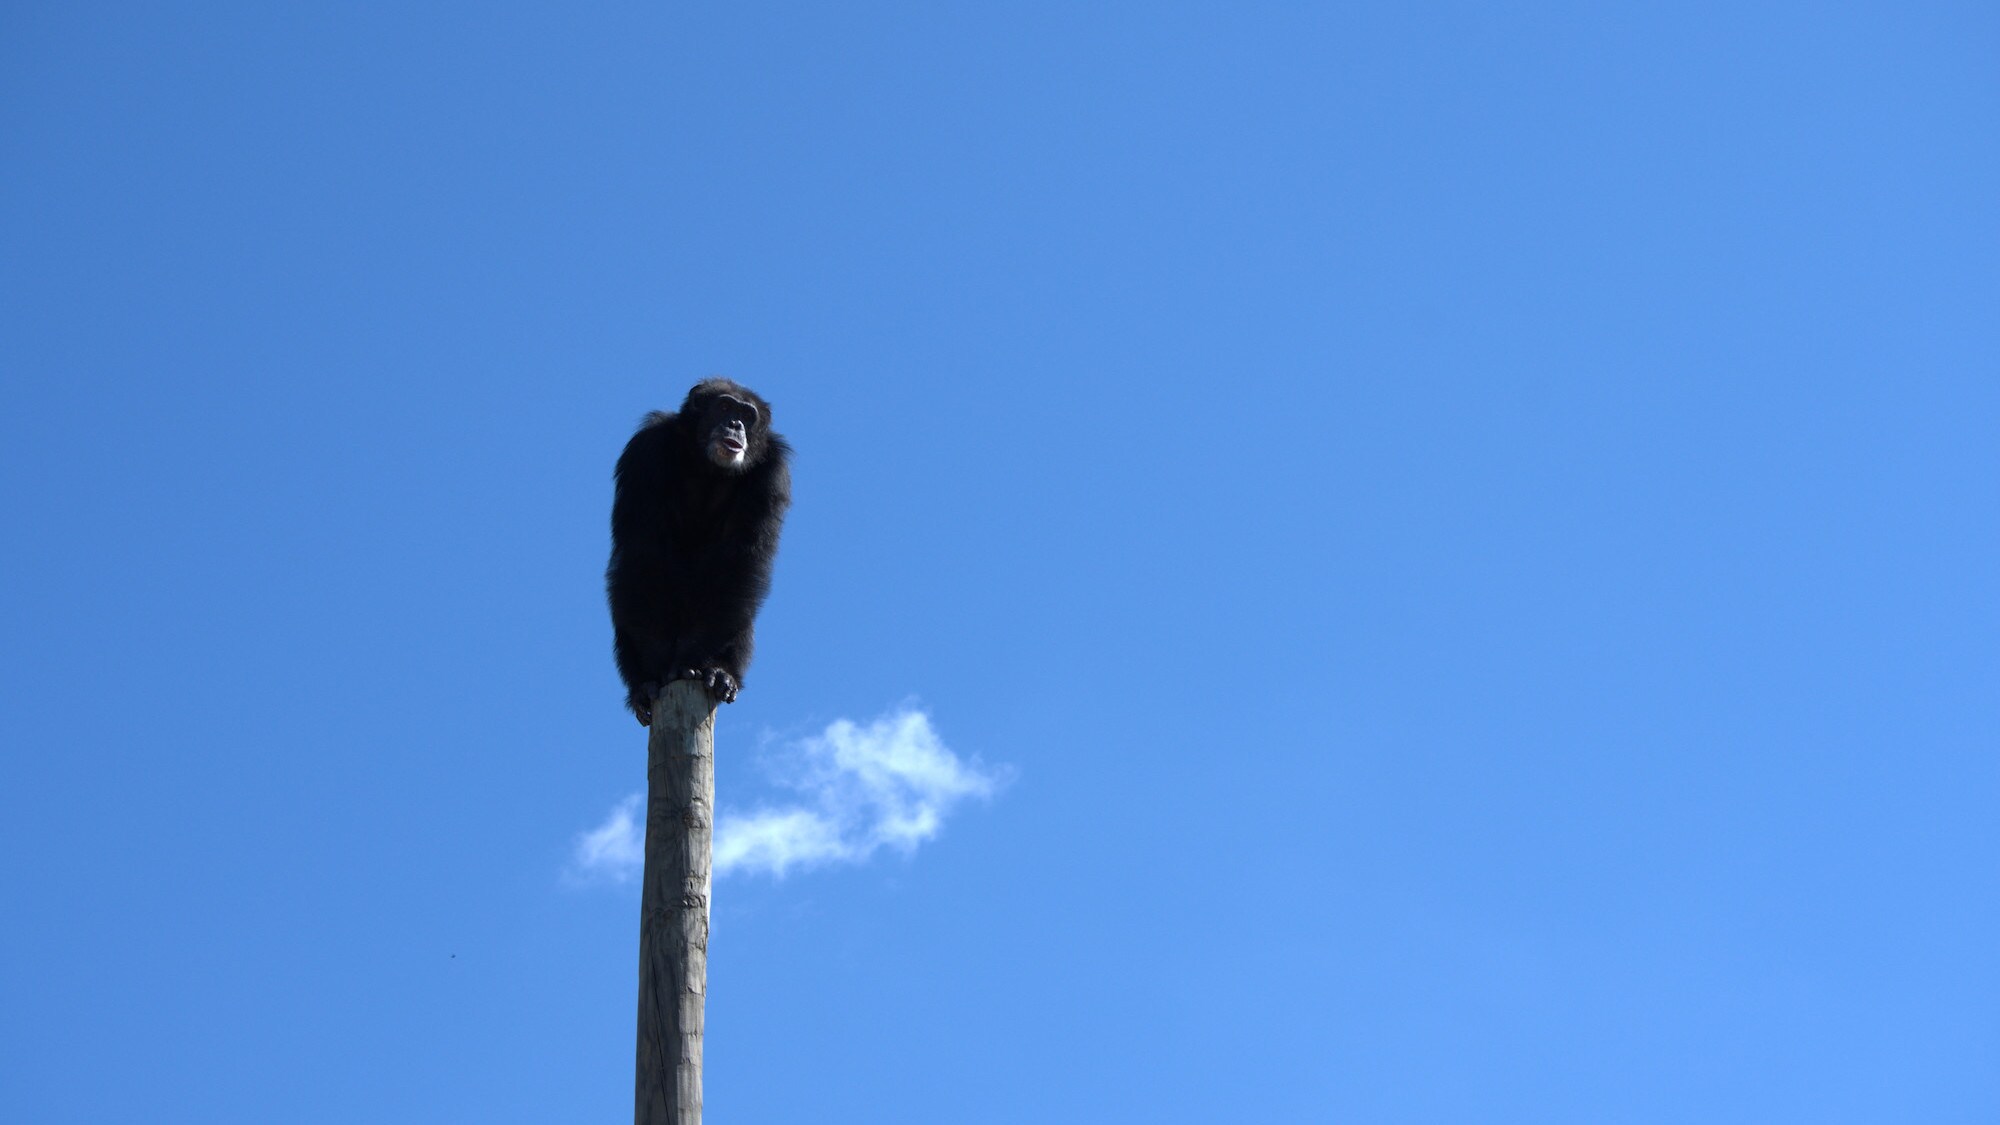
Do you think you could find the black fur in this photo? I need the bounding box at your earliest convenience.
[607,379,791,725]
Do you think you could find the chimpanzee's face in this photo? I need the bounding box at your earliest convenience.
[703,393,761,471]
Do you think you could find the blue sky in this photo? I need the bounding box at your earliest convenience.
[2,2,1996,1121]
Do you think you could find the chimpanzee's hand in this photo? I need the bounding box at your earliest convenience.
[700,668,738,703]
[669,667,739,704]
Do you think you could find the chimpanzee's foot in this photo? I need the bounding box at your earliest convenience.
[629,683,659,727]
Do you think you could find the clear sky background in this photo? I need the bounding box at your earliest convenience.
[2,2,1996,1121]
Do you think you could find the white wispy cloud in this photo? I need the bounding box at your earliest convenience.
[569,707,1006,883]
[571,794,645,883]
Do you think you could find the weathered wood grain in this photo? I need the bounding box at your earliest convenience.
[634,679,715,1125]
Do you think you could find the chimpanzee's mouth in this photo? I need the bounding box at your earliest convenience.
[719,438,746,455]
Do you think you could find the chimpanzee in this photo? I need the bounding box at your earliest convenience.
[606,379,791,725]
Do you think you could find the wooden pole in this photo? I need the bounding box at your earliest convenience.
[634,679,716,1125]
